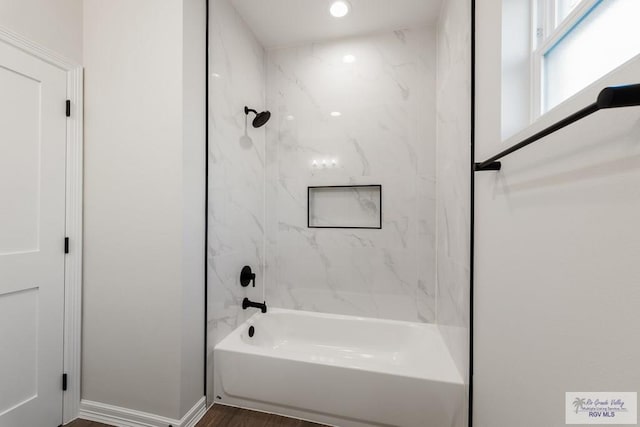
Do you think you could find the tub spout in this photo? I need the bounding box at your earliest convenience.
[242,297,267,313]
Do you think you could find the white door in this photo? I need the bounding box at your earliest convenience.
[0,38,68,427]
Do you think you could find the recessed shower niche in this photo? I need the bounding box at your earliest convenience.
[208,0,471,425]
[307,185,382,229]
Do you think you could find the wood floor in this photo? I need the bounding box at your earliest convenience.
[66,404,327,427]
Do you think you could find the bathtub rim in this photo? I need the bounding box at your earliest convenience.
[215,307,464,385]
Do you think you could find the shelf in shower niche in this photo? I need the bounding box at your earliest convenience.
[307,185,382,229]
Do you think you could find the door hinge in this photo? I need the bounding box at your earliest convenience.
[65,100,71,117]
[62,373,68,391]
[64,237,69,254]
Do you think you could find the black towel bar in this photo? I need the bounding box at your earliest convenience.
[475,84,640,172]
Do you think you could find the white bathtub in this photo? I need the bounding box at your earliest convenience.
[214,309,464,427]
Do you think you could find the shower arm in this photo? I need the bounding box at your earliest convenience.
[475,84,640,172]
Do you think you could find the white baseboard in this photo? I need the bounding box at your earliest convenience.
[179,398,207,427]
[78,397,206,427]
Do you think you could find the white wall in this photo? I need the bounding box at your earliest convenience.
[0,0,82,63]
[83,0,205,420]
[207,0,266,405]
[181,0,206,417]
[264,27,438,323]
[501,0,531,139]
[475,1,640,426]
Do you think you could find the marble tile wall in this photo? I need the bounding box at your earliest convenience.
[436,0,472,424]
[207,0,266,404]
[264,28,438,322]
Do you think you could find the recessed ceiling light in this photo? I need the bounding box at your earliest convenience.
[330,111,342,117]
[343,54,356,64]
[330,1,350,18]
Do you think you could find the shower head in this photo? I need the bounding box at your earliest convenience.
[253,110,271,128]
[244,106,271,128]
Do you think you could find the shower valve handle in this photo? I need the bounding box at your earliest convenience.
[240,265,256,287]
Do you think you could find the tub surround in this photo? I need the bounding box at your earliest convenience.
[207,0,267,405]
[435,0,472,400]
[265,27,438,323]
[207,1,470,422]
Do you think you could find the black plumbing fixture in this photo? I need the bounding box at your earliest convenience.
[242,297,267,313]
[240,265,256,287]
[248,326,255,337]
[244,106,271,128]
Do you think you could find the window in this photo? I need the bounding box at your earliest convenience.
[533,0,640,114]
[556,0,583,23]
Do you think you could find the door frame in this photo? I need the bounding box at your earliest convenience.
[0,25,83,425]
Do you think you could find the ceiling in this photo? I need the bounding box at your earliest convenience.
[231,0,443,48]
